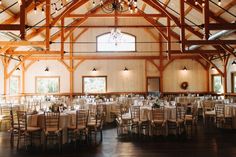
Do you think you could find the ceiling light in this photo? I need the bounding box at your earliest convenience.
[232,60,236,66]
[183,66,187,71]
[124,67,128,71]
[16,67,20,71]
[45,67,49,72]
[92,68,97,71]
[211,67,216,70]
[98,0,138,14]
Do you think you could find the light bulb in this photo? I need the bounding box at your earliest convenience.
[34,7,37,14]
[0,0,2,5]
[195,1,198,5]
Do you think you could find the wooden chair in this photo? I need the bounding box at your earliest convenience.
[0,106,12,131]
[185,102,198,136]
[67,109,88,148]
[203,100,215,126]
[116,103,132,137]
[43,112,62,151]
[87,104,104,144]
[130,105,141,135]
[9,109,19,147]
[167,105,186,136]
[215,104,233,129]
[151,106,166,136]
[16,111,41,150]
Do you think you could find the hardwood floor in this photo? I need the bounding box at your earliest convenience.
[1,123,236,157]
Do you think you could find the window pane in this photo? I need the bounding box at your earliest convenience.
[213,76,222,93]
[97,33,135,52]
[10,76,19,95]
[36,77,59,94]
[83,77,106,93]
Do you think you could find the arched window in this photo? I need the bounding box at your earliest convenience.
[97,32,136,52]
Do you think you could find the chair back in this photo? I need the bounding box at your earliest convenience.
[203,100,215,112]
[76,109,88,128]
[130,105,140,121]
[16,111,27,131]
[44,112,60,130]
[152,107,164,121]
[176,106,186,120]
[215,104,224,118]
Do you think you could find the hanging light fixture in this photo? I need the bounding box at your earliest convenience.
[44,67,49,72]
[93,0,138,14]
[211,66,216,70]
[92,68,97,71]
[183,66,187,71]
[124,67,128,71]
[109,28,123,45]
[218,0,221,6]
[232,60,236,66]
[0,0,2,5]
[16,67,20,71]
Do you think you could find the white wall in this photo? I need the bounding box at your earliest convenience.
[0,58,210,95]
[25,60,70,93]
[163,59,207,92]
[74,60,146,93]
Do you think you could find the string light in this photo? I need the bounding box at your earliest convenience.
[194,0,198,5]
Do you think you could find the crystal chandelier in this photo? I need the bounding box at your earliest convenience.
[93,0,138,14]
[109,28,123,45]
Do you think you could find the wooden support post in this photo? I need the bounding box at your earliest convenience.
[21,63,25,95]
[61,18,65,59]
[167,17,171,59]
[159,36,164,92]
[206,66,210,92]
[145,59,148,94]
[20,0,26,40]
[203,0,209,40]
[46,0,51,50]
[69,34,74,100]
[180,0,185,52]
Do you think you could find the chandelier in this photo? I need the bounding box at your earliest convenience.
[93,0,138,14]
[109,28,123,45]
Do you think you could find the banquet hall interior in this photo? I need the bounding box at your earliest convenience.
[0,0,236,157]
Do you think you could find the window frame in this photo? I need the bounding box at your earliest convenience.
[35,76,60,94]
[82,76,107,94]
[9,75,20,95]
[211,74,223,93]
[96,32,137,52]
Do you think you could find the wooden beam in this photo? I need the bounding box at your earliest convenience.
[203,0,209,40]
[180,0,185,52]
[46,0,51,50]
[208,23,236,30]
[74,59,85,71]
[7,50,61,55]
[66,13,165,18]
[0,24,20,30]
[0,41,46,47]
[61,18,65,59]
[186,40,236,45]
[6,55,31,79]
[199,54,224,76]
[20,0,26,40]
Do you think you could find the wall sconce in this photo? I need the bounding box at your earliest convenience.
[232,60,236,66]
[92,68,97,71]
[124,67,128,71]
[44,67,49,72]
[16,67,20,71]
[182,66,187,71]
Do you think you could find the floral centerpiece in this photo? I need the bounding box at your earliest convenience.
[49,103,67,112]
[95,95,105,102]
[152,99,161,108]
